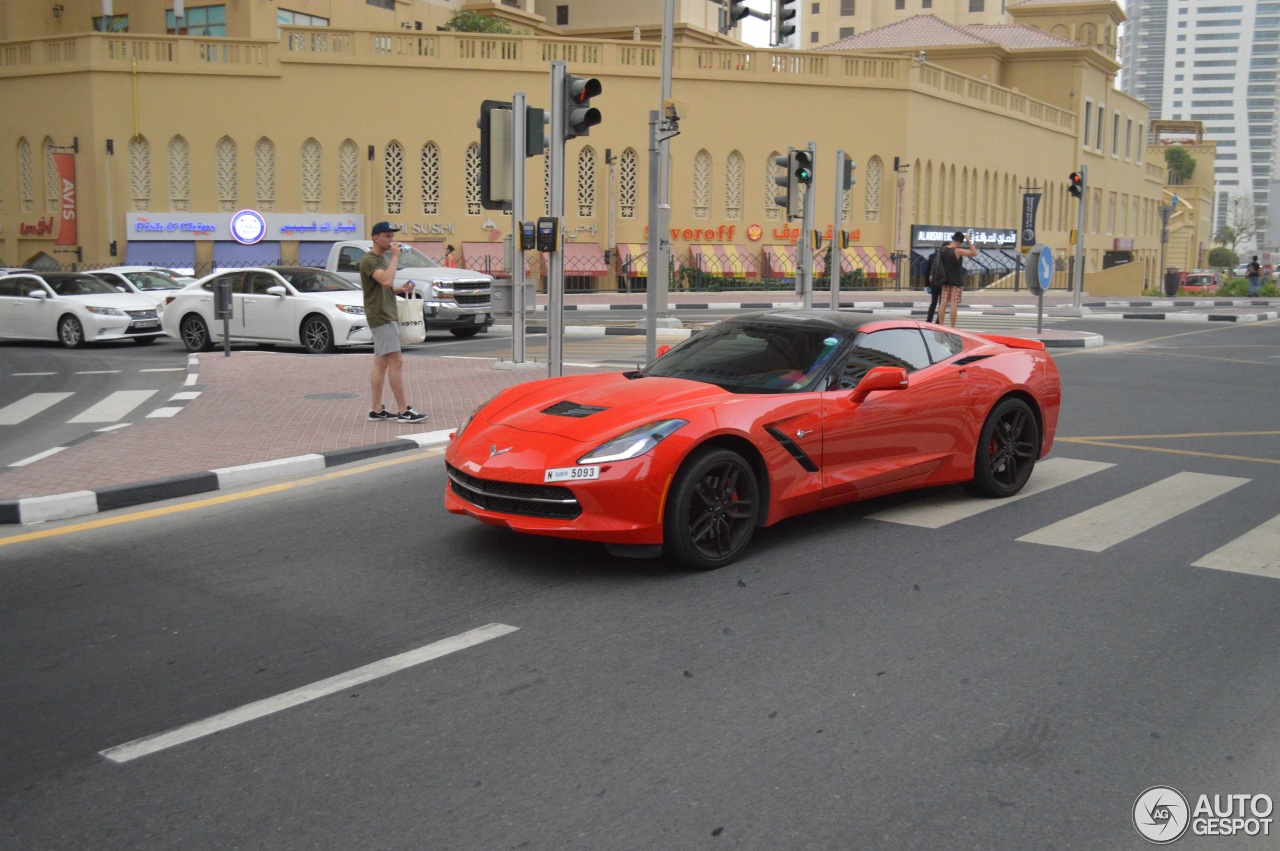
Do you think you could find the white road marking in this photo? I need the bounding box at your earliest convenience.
[867,458,1115,528]
[1017,472,1249,552]
[0,392,74,425]
[67,390,159,423]
[74,370,122,375]
[10,372,57,377]
[1193,515,1280,578]
[8,446,68,467]
[100,623,520,764]
[145,407,183,418]
[95,423,132,432]
[169,391,201,401]
[139,367,186,372]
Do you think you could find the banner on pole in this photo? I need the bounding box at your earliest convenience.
[53,152,77,246]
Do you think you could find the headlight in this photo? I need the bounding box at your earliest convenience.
[335,304,365,315]
[455,394,498,439]
[578,419,688,464]
[85,306,126,316]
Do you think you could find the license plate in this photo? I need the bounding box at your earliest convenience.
[133,320,160,328]
[545,465,599,483]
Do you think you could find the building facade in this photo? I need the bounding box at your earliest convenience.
[1119,0,1279,251]
[1,0,1171,291]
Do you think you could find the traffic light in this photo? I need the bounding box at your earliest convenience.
[841,230,850,249]
[842,158,857,190]
[774,150,811,219]
[1068,171,1083,199]
[562,73,602,140]
[478,99,513,212]
[729,1,751,23]
[526,106,548,158]
[813,230,823,250]
[776,0,797,42]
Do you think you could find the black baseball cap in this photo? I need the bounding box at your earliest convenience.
[371,221,400,235]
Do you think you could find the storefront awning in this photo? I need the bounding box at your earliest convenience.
[405,241,447,265]
[834,245,896,278]
[979,249,1016,272]
[686,244,760,278]
[764,244,826,277]
[461,241,507,277]
[213,240,281,268]
[616,243,648,276]
[563,242,607,276]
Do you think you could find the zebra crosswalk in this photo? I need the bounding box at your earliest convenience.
[0,389,190,427]
[868,457,1279,580]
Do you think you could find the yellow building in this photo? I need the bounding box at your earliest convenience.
[0,0,1175,294]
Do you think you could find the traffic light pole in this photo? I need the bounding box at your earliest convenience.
[830,148,847,311]
[547,61,567,377]
[1070,163,1086,313]
[799,141,816,309]
[511,92,528,364]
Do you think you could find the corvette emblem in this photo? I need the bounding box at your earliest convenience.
[489,444,512,457]
[796,429,814,438]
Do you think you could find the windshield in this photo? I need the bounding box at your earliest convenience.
[643,320,849,393]
[124,271,185,291]
[48,275,120,296]
[396,246,442,270]
[278,268,359,292]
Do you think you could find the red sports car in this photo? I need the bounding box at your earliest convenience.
[445,311,1062,569]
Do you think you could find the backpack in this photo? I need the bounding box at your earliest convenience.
[928,248,948,289]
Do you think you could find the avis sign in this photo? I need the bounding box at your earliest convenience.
[52,152,77,246]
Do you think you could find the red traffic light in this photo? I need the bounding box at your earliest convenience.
[1068,171,1083,198]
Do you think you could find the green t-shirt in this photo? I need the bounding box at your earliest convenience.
[359,250,399,328]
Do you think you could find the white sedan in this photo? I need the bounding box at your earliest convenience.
[0,271,165,347]
[161,266,374,354]
[88,266,190,311]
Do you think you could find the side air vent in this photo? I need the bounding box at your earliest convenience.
[954,355,993,366]
[541,401,608,418]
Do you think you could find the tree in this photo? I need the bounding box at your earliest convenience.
[441,11,518,34]
[1217,194,1265,254]
[1163,145,1196,185]
[1206,246,1236,269]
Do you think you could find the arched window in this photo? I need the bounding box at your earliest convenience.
[384,140,404,216]
[420,142,440,215]
[466,143,481,216]
[725,150,744,220]
[864,156,883,223]
[577,146,597,218]
[169,135,190,212]
[131,136,152,210]
[692,149,711,219]
[216,136,237,212]
[619,148,638,219]
[765,153,781,221]
[43,137,59,216]
[338,139,358,214]
[255,137,275,212]
[18,138,34,213]
[301,138,321,213]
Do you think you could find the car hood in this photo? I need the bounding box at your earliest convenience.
[60,292,161,309]
[482,372,728,442]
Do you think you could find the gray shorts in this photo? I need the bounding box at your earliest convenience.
[372,321,401,356]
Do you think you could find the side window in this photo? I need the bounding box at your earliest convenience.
[338,247,365,273]
[246,273,278,294]
[202,273,242,293]
[835,329,932,388]
[0,279,20,297]
[922,329,964,363]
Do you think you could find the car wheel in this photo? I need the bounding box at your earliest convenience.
[132,335,157,345]
[301,315,335,354]
[450,327,482,338]
[965,397,1039,498]
[58,316,85,348]
[663,447,760,570]
[180,315,214,352]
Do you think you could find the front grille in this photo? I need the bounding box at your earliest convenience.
[447,464,581,520]
[125,309,159,320]
[455,293,490,307]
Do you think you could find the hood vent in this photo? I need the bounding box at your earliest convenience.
[541,400,608,418]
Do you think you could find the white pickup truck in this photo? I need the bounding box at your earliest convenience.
[324,241,494,337]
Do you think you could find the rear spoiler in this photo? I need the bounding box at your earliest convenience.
[976,334,1045,352]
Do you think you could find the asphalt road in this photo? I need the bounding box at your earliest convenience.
[2,318,1278,848]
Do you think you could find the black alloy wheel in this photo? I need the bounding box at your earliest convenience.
[301,315,335,354]
[663,447,760,570]
[965,397,1039,498]
[180,315,214,352]
[57,315,85,349]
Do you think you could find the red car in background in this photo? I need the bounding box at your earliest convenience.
[1181,270,1223,294]
[445,311,1062,569]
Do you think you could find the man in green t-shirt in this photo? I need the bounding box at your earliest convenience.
[360,221,426,423]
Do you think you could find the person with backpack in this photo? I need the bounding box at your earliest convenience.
[925,246,946,322]
[1246,255,1262,297]
[937,231,979,327]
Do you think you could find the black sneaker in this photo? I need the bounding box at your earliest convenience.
[398,406,427,424]
[368,406,393,422]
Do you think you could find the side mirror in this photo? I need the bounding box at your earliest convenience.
[116,285,128,293]
[848,366,908,404]
[266,285,287,297]
[28,289,48,300]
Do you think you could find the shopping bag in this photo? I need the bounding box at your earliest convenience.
[397,296,426,344]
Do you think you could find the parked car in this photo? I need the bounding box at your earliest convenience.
[0,271,164,347]
[445,310,1062,569]
[1181,270,1222,294]
[161,266,374,354]
[89,266,190,311]
[1233,263,1250,278]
